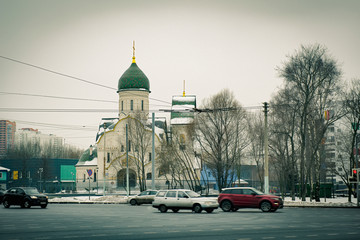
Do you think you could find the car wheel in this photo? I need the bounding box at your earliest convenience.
[41,204,47,209]
[130,199,137,206]
[193,204,202,213]
[172,208,179,213]
[205,209,214,213]
[3,199,10,208]
[220,200,232,212]
[24,200,31,208]
[159,205,167,213]
[260,201,272,212]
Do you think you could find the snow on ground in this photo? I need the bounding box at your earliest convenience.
[49,195,359,207]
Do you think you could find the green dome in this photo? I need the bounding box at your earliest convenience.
[118,62,150,92]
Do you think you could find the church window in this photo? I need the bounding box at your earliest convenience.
[149,152,151,162]
[121,145,124,152]
[130,100,133,111]
[94,172,97,182]
[147,172,152,180]
[83,174,85,182]
[121,101,124,111]
[141,100,144,111]
[107,152,110,163]
[128,140,131,151]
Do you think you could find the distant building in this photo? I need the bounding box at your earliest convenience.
[15,128,64,157]
[0,120,16,157]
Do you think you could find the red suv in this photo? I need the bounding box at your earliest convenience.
[218,187,283,212]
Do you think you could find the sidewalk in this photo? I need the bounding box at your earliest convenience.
[48,195,360,207]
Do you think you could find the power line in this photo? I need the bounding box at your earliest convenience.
[0,55,116,91]
[0,55,173,105]
[0,91,118,103]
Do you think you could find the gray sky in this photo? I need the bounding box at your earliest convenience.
[0,0,359,149]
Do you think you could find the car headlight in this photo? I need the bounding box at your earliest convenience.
[31,196,38,199]
[271,198,279,201]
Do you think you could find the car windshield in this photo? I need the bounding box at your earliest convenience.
[185,190,200,198]
[24,188,40,195]
[252,188,264,195]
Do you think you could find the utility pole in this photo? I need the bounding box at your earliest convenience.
[126,124,129,197]
[152,112,155,190]
[263,102,269,194]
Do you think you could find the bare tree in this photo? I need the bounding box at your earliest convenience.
[194,89,248,192]
[277,44,342,201]
[270,88,300,200]
[247,111,265,191]
[127,112,152,192]
[158,123,201,191]
[342,78,360,201]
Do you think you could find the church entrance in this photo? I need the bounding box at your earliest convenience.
[117,169,136,188]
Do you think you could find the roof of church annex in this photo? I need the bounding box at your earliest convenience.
[117,43,150,93]
[76,146,97,166]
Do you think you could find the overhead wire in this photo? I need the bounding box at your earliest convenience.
[0,55,172,106]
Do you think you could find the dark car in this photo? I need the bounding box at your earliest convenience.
[3,187,48,209]
[128,190,158,205]
[218,187,283,212]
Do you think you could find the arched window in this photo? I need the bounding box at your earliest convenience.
[130,100,133,111]
[146,172,152,180]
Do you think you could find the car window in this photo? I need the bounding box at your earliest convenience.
[242,189,254,195]
[10,189,17,193]
[177,191,188,198]
[17,189,25,194]
[157,191,166,197]
[185,191,200,198]
[222,189,231,194]
[150,191,157,195]
[231,189,242,194]
[23,188,40,195]
[165,191,177,198]
[139,191,148,196]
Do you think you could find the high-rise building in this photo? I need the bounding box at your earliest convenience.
[0,120,16,157]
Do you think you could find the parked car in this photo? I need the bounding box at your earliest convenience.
[128,190,158,205]
[2,187,48,209]
[218,187,283,212]
[152,189,218,213]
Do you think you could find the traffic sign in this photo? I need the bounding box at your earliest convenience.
[87,169,93,176]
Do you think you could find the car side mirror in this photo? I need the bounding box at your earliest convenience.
[251,192,257,196]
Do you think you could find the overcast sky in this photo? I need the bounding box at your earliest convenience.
[0,0,359,149]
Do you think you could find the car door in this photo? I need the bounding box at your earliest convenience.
[230,188,244,207]
[164,190,177,207]
[137,191,149,204]
[176,191,192,208]
[6,188,17,204]
[242,188,258,207]
[14,188,24,205]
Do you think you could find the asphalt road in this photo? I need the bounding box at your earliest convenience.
[1,204,359,240]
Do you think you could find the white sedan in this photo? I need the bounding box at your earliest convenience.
[152,189,218,213]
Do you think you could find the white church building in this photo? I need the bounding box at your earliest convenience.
[75,46,198,193]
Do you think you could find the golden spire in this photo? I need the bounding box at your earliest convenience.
[132,40,136,63]
[183,80,185,97]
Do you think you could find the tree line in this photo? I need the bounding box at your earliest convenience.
[159,43,359,202]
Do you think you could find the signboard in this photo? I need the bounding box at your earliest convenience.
[13,171,18,180]
[87,169,93,176]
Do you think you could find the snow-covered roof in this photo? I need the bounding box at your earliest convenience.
[170,117,194,125]
[96,118,119,141]
[0,166,10,171]
[76,157,98,166]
